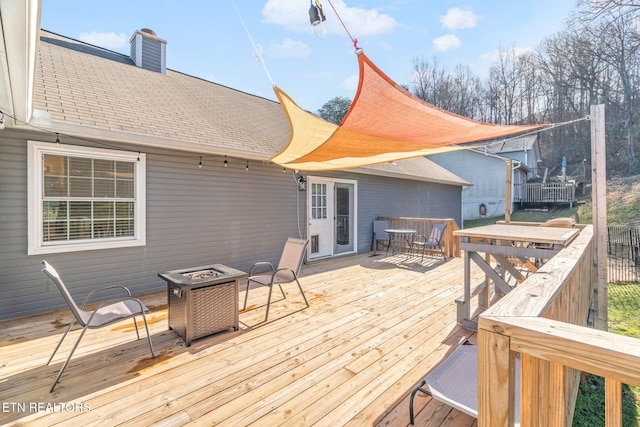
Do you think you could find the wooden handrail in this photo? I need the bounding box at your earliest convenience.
[482,316,640,385]
[376,217,460,258]
[475,224,640,426]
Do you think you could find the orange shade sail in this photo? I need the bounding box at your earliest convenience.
[271,51,548,171]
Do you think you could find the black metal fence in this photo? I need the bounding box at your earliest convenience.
[608,225,640,283]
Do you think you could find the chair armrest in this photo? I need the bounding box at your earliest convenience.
[250,262,275,276]
[271,267,297,282]
[412,235,426,244]
[87,297,147,323]
[81,285,133,308]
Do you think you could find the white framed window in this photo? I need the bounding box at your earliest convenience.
[28,141,146,255]
[311,182,327,219]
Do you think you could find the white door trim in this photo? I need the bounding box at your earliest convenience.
[306,176,358,259]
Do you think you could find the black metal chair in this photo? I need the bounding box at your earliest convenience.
[41,260,155,392]
[410,223,447,261]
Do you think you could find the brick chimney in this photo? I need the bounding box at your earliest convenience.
[130,28,166,74]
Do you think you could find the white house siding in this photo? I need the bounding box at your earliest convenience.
[429,151,509,220]
[0,132,463,320]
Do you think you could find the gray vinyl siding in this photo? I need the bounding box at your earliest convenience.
[309,170,462,254]
[355,174,461,251]
[0,133,462,320]
[0,133,304,319]
[131,35,163,73]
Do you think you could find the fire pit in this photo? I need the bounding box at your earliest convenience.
[158,264,247,346]
[183,268,221,281]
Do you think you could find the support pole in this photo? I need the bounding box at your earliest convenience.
[505,158,512,223]
[590,104,607,331]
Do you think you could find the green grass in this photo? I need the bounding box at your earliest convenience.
[609,284,640,337]
[572,284,640,426]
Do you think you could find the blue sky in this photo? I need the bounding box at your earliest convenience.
[40,1,577,112]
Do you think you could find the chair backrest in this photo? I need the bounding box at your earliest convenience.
[277,238,309,277]
[427,223,447,244]
[373,220,390,240]
[41,260,86,326]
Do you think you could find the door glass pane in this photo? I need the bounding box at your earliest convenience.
[311,183,327,220]
[336,187,350,245]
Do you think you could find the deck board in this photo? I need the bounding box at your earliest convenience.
[0,253,485,427]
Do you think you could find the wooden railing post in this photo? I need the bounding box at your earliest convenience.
[477,329,517,427]
[605,378,622,427]
[505,159,512,223]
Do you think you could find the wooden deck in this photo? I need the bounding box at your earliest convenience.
[0,253,487,426]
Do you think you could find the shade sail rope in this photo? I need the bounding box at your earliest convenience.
[481,115,591,156]
[325,0,360,51]
[232,0,275,87]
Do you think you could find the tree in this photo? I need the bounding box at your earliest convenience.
[409,56,483,120]
[317,96,352,125]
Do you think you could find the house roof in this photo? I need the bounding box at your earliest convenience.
[26,30,468,186]
[32,30,290,160]
[482,135,538,154]
[355,157,470,186]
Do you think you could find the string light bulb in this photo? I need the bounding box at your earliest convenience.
[0,112,5,130]
[199,156,202,168]
[55,133,60,146]
[245,160,249,171]
[224,156,228,167]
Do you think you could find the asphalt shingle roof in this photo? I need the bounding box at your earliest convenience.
[34,30,290,158]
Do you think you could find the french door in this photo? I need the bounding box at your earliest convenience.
[307,177,357,259]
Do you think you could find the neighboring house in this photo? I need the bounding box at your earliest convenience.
[484,135,542,175]
[429,135,541,221]
[0,4,469,319]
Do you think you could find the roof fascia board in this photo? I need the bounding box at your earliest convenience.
[23,117,274,161]
[0,0,41,124]
[349,166,470,187]
[468,148,512,161]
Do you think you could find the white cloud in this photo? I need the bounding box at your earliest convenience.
[479,46,534,62]
[267,38,311,58]
[339,74,359,93]
[440,8,479,30]
[78,31,128,50]
[472,47,535,76]
[262,0,398,36]
[432,34,462,52]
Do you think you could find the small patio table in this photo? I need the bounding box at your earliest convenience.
[384,228,417,256]
[453,223,580,330]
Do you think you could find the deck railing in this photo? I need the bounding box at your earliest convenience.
[477,224,640,426]
[514,182,577,206]
[376,217,460,258]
